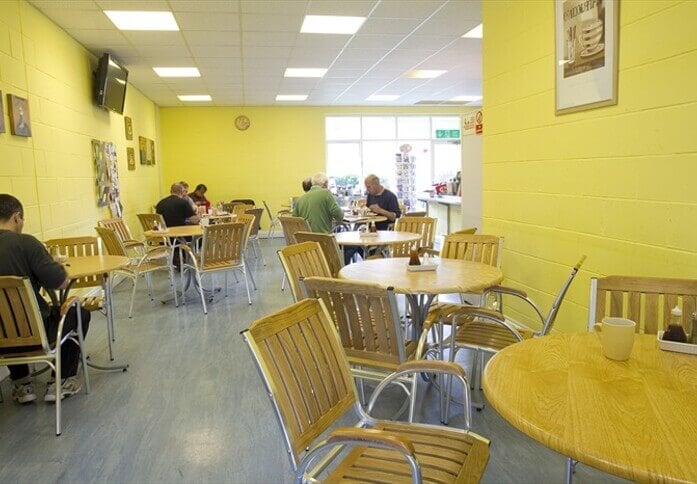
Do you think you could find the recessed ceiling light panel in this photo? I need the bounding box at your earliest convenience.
[407,70,447,79]
[177,95,211,102]
[284,68,328,78]
[462,24,483,38]
[153,67,200,78]
[276,94,308,101]
[104,11,179,31]
[300,15,366,34]
[366,94,400,101]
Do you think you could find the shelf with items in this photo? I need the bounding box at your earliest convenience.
[395,151,416,212]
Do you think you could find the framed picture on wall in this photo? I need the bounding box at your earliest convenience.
[555,0,619,114]
[127,147,136,170]
[139,136,147,164]
[7,94,32,136]
[0,91,5,133]
[124,116,133,140]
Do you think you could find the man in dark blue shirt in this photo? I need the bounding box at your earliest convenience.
[365,174,401,230]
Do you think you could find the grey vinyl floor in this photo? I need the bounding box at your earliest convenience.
[0,239,628,484]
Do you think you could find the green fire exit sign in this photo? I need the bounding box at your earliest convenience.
[435,129,460,138]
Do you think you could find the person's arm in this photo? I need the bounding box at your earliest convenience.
[328,193,344,222]
[25,236,69,291]
[369,196,398,222]
[182,198,200,224]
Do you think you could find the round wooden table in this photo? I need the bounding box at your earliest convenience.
[64,255,129,371]
[483,333,697,483]
[144,225,203,238]
[334,230,421,247]
[339,258,503,335]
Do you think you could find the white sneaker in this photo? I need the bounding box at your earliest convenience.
[44,376,82,402]
[12,382,37,404]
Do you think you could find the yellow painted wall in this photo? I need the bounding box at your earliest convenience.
[482,0,697,332]
[159,106,473,230]
[0,0,161,240]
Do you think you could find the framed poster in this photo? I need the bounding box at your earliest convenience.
[127,147,136,170]
[124,116,133,140]
[555,0,619,114]
[7,94,31,136]
[0,91,5,133]
[139,136,147,164]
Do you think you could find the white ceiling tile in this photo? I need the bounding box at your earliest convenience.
[346,34,403,49]
[359,17,422,35]
[339,48,390,62]
[242,31,297,47]
[196,57,243,69]
[30,1,99,10]
[171,1,239,13]
[241,14,304,32]
[279,78,320,90]
[34,8,113,29]
[241,0,308,15]
[175,12,239,31]
[397,35,455,51]
[289,47,341,64]
[66,29,131,46]
[243,45,292,59]
[183,30,239,46]
[95,0,170,9]
[137,45,191,58]
[294,34,352,49]
[119,31,185,46]
[306,0,378,17]
[189,45,241,58]
[325,68,366,79]
[370,0,443,19]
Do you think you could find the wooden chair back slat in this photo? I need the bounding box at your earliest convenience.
[200,222,246,267]
[0,277,49,350]
[278,242,332,302]
[44,236,101,288]
[294,231,344,277]
[302,277,406,366]
[137,213,166,231]
[236,213,255,244]
[591,276,697,334]
[439,233,503,267]
[232,204,254,217]
[279,216,311,245]
[392,216,436,257]
[94,227,128,257]
[98,218,133,243]
[245,208,264,237]
[244,298,355,461]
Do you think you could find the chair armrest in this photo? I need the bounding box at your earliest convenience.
[449,306,505,325]
[396,360,467,380]
[124,240,145,248]
[326,428,415,457]
[60,296,80,317]
[484,285,527,298]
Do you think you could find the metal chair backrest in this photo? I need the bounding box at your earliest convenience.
[301,277,407,366]
[392,216,436,257]
[439,233,503,267]
[277,242,332,302]
[588,275,697,335]
[94,227,128,257]
[137,213,166,231]
[294,232,344,278]
[0,276,50,353]
[262,200,275,222]
[232,203,254,217]
[245,208,264,237]
[98,218,133,243]
[540,256,585,335]
[44,236,100,288]
[243,298,356,470]
[278,215,311,245]
[200,222,246,268]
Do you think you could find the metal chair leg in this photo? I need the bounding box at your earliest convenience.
[565,458,577,483]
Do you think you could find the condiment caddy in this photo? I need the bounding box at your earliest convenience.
[657,306,697,355]
[406,250,438,272]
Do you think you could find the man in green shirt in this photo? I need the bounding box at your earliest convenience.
[292,173,344,233]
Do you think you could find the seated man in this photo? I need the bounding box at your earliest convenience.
[292,172,344,234]
[0,194,90,403]
[156,183,200,227]
[364,174,401,230]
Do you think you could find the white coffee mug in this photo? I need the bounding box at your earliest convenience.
[594,317,636,361]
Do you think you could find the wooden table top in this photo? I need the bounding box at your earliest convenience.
[338,258,503,295]
[483,333,697,483]
[144,225,203,238]
[65,255,129,279]
[342,214,387,225]
[334,230,421,247]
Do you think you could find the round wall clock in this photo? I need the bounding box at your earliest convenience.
[235,115,250,131]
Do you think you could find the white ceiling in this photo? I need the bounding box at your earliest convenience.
[28,0,482,107]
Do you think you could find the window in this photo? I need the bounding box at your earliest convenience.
[325,115,461,198]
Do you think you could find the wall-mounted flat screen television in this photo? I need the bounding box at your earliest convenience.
[94,53,128,114]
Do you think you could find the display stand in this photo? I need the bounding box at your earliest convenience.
[395,149,416,212]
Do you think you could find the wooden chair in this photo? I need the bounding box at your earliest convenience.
[391,216,436,257]
[277,241,332,302]
[403,211,427,217]
[453,227,477,235]
[180,222,252,313]
[278,216,311,246]
[221,202,236,214]
[242,297,490,483]
[44,236,102,312]
[136,213,167,247]
[230,198,255,206]
[232,203,254,217]
[244,208,265,265]
[301,277,439,422]
[0,277,89,435]
[294,231,343,277]
[588,275,697,335]
[98,218,145,257]
[424,256,586,412]
[95,226,177,318]
[262,200,289,239]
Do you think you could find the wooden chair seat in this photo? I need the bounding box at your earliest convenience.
[345,340,418,371]
[452,321,532,351]
[81,295,103,312]
[188,254,243,272]
[326,420,489,483]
